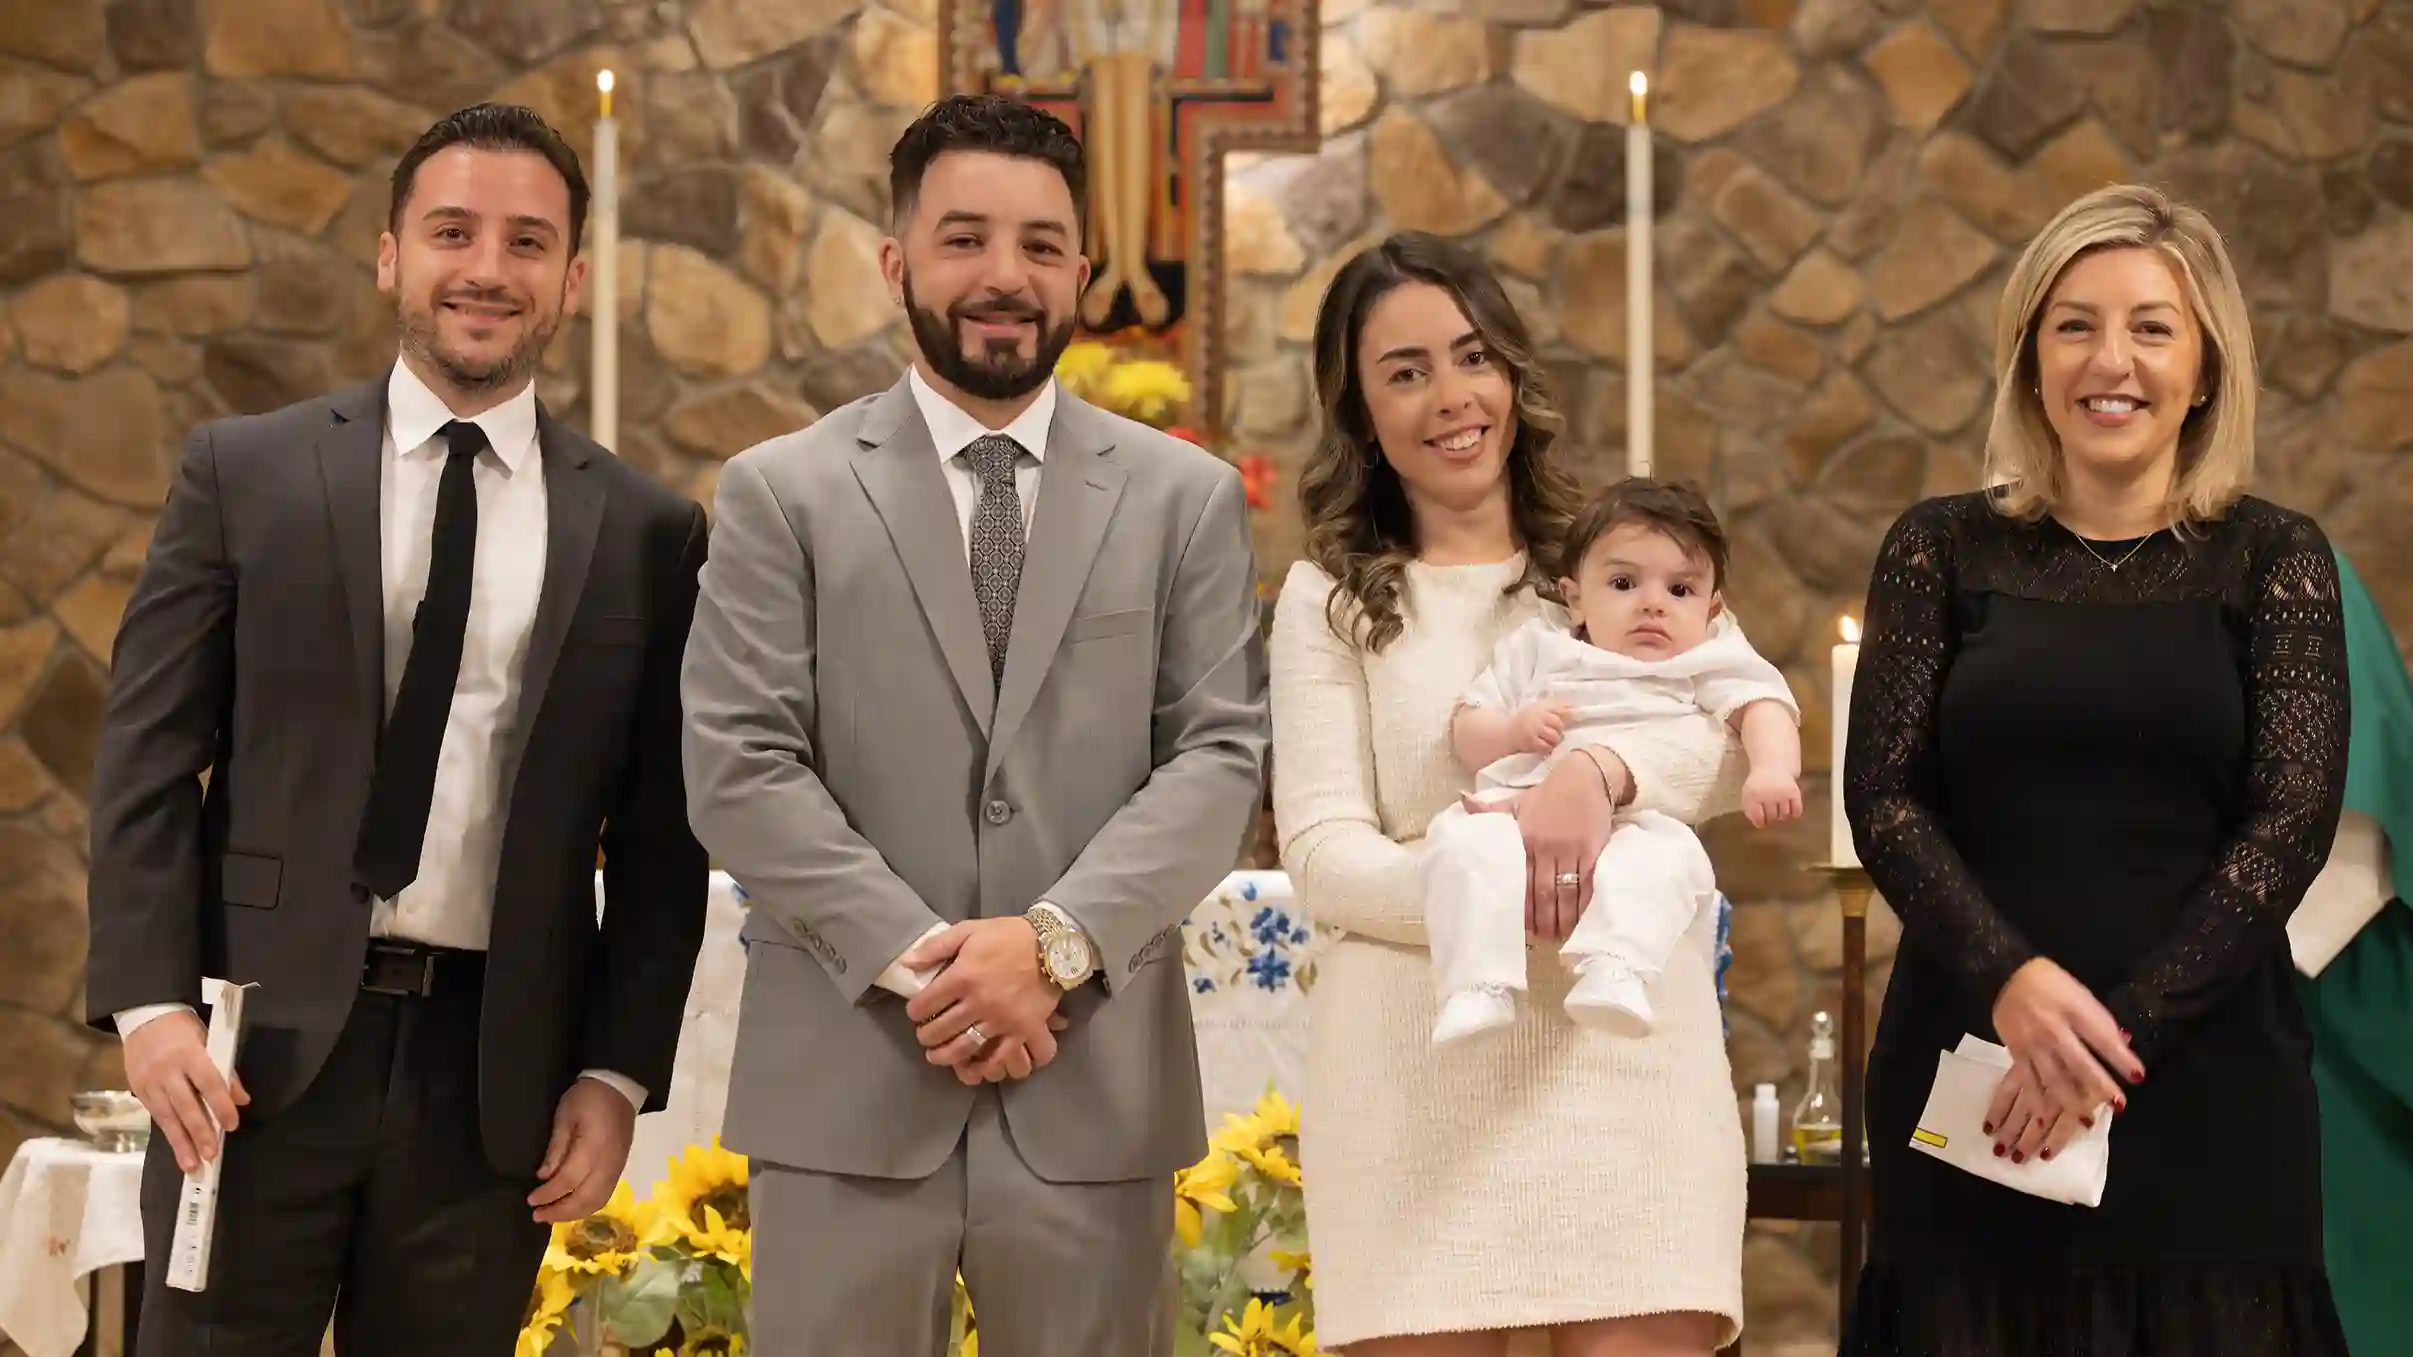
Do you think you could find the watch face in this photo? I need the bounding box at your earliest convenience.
[1046,931,1091,980]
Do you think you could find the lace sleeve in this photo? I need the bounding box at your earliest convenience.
[2102,516,2349,1068]
[1845,503,2041,1010]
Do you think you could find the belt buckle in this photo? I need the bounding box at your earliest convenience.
[363,941,436,998]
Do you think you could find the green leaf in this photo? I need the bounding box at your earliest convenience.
[596,1257,682,1349]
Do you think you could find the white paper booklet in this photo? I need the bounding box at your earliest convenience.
[1908,1034,2111,1208]
[167,978,255,1292]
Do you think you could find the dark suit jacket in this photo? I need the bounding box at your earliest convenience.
[84,377,711,1175]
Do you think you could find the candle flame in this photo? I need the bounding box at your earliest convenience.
[1840,615,1861,644]
[597,69,614,117]
[1629,71,1647,123]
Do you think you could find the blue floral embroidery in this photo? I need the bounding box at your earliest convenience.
[1194,976,1217,993]
[1246,951,1292,991]
[1183,881,1339,997]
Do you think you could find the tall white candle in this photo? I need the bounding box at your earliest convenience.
[1626,70,1652,479]
[1831,615,1861,866]
[592,70,619,453]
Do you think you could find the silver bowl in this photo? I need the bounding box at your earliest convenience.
[71,1091,149,1153]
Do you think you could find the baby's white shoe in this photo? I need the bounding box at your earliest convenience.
[1433,986,1517,1045]
[1565,963,1653,1036]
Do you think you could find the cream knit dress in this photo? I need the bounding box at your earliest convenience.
[1270,558,1749,1350]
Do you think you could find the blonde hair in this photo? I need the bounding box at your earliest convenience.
[1981,183,2258,528]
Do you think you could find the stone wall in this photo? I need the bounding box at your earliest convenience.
[3,0,2412,1352]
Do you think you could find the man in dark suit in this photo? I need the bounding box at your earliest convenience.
[83,102,709,1355]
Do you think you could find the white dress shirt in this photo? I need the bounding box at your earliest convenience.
[118,362,643,1110]
[876,368,1091,997]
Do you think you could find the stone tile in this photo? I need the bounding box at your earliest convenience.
[1739,66,1889,208]
[0,1005,100,1123]
[2031,117,2132,210]
[0,619,57,728]
[2370,138,2413,212]
[1487,213,1564,280]
[2058,31,2159,159]
[2264,314,2358,401]
[76,176,251,276]
[1225,184,1305,276]
[1711,164,1822,274]
[449,0,603,65]
[202,336,335,415]
[1656,24,1800,143]
[2338,340,2413,450]
[688,0,857,69]
[1719,898,1807,1025]
[1254,131,1368,259]
[2341,6,2413,125]
[850,5,935,110]
[800,97,912,224]
[1769,249,1862,327]
[12,274,130,375]
[1360,8,1490,97]
[355,21,512,112]
[1234,360,1310,440]
[204,0,359,77]
[1661,213,1759,344]
[1825,141,1915,260]
[798,343,906,412]
[1862,20,1970,134]
[1319,31,1377,136]
[2234,0,2360,67]
[665,384,817,459]
[1545,122,1681,234]
[1867,197,1996,321]
[625,165,742,259]
[0,0,108,72]
[1861,311,1989,435]
[53,574,131,660]
[1742,1228,1837,1346]
[1916,131,2055,243]
[21,641,104,797]
[1929,0,2007,61]
[641,71,742,165]
[1369,109,1507,237]
[0,737,50,812]
[197,79,277,149]
[1965,34,2087,159]
[797,209,892,353]
[0,368,167,510]
[2148,3,2234,139]
[1559,230,1704,369]
[0,146,72,287]
[1837,311,1876,364]
[1734,307,1826,386]
[1782,371,1876,481]
[1428,84,1575,210]
[102,526,151,580]
[60,72,201,182]
[2157,140,2327,310]
[2235,56,2376,160]
[1788,0,1883,59]
[0,486,125,604]
[284,87,432,170]
[125,330,209,384]
[2026,0,2136,33]
[1511,6,1661,123]
[738,168,815,295]
[1278,229,1385,343]
[0,60,89,151]
[647,244,771,377]
[0,824,88,1016]
[251,230,361,339]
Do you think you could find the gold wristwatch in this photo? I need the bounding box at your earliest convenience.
[1027,903,1098,989]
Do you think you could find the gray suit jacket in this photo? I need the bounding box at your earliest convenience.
[682,378,1270,1183]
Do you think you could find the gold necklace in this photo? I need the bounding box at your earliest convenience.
[2073,528,2159,573]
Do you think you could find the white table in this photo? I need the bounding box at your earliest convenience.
[0,1138,144,1357]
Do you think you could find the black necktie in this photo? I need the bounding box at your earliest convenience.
[964,434,1026,689]
[353,419,485,901]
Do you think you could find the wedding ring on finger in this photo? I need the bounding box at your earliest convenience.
[965,1023,988,1047]
[1555,871,1582,889]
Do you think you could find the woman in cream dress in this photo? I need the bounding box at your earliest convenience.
[1271,232,1748,1355]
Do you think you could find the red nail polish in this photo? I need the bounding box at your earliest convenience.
[1993,1144,2005,1157]
[2113,1096,2127,1113]
[2119,1027,2131,1040]
[2011,1151,2025,1163]
[2040,1149,2054,1161]
[2080,1116,2093,1129]
[1982,1122,1994,1135]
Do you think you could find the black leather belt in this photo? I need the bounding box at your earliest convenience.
[360,938,486,999]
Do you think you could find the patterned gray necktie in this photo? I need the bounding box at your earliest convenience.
[964,434,1025,688]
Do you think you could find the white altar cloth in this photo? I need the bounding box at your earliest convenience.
[0,1139,145,1357]
[611,871,1337,1195]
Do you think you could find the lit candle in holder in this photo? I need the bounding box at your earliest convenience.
[1831,615,1861,866]
[592,69,619,452]
[1626,70,1652,478]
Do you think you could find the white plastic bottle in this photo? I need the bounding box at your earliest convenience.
[1751,1082,1781,1164]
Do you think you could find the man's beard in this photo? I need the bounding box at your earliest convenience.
[398,284,558,397]
[903,270,1075,402]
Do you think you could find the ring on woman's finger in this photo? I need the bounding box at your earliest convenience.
[1554,871,1581,889]
[965,1023,988,1047]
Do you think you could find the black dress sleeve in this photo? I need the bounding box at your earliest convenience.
[1845,500,2042,1013]
[2102,513,2350,1068]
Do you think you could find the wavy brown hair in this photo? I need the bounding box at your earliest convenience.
[1299,232,1585,653]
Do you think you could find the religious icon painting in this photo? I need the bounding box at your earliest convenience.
[940,0,1323,434]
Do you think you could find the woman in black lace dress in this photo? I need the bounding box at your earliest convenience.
[1841,184,2353,1355]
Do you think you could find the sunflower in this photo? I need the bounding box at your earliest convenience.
[656,1138,751,1243]
[1172,1151,1240,1247]
[516,1265,577,1357]
[1237,1140,1303,1188]
[1209,1298,1318,1356]
[1270,1249,1313,1291]
[544,1180,652,1276]
[1250,1090,1301,1140]
[1208,1109,1269,1158]
[1054,340,1118,392]
[668,1325,743,1357]
[680,1202,750,1272]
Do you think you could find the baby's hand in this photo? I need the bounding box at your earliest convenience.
[1743,770,1802,828]
[1509,699,1571,754]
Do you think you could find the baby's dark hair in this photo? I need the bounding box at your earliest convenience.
[1557,478,1728,591]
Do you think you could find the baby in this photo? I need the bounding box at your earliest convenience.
[1421,478,1803,1045]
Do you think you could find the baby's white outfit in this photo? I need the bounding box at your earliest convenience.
[1421,613,1797,1044]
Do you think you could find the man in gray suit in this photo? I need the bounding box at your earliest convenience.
[680,94,1270,1354]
